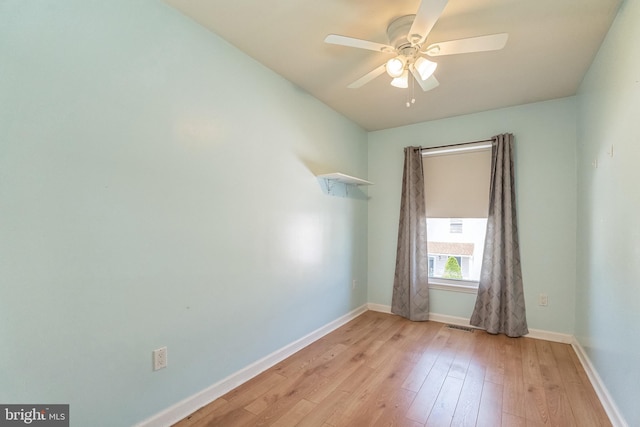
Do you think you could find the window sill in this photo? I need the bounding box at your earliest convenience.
[428,279,478,294]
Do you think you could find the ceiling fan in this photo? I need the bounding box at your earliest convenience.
[324,0,508,92]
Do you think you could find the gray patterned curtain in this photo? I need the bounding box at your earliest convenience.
[470,134,528,337]
[391,146,429,321]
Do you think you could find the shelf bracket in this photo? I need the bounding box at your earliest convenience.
[317,173,373,197]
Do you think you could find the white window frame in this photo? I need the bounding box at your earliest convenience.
[428,277,479,293]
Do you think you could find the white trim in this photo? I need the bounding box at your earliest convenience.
[427,312,477,328]
[526,327,573,344]
[428,282,478,294]
[133,304,368,427]
[366,303,392,314]
[571,339,629,427]
[367,304,573,344]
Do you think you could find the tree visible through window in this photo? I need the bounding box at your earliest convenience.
[443,256,463,279]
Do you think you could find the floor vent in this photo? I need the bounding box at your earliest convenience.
[446,324,475,333]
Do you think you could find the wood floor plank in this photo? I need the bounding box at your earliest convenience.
[371,388,417,427]
[335,363,376,394]
[502,373,526,419]
[404,357,451,423]
[536,339,563,386]
[338,349,419,426]
[189,405,256,427]
[309,334,384,379]
[172,312,614,427]
[501,336,525,419]
[425,375,464,426]
[366,335,413,370]
[245,371,324,426]
[550,341,584,385]
[172,398,228,426]
[270,399,316,427]
[272,343,348,379]
[296,390,350,427]
[321,311,384,347]
[221,372,287,405]
[243,373,313,415]
[450,365,484,427]
[544,383,576,427]
[501,412,526,427]
[476,381,503,427]
[401,327,450,392]
[178,373,285,426]
[521,338,544,386]
[534,340,576,426]
[523,383,549,425]
[331,345,417,427]
[448,329,476,380]
[303,353,370,404]
[563,381,612,427]
[485,334,506,385]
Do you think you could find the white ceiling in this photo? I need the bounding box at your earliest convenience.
[165,0,621,131]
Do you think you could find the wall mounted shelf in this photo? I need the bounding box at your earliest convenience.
[317,173,373,197]
[316,173,373,186]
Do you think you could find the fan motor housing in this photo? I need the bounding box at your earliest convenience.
[387,15,418,51]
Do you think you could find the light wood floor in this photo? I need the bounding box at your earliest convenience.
[174,311,611,427]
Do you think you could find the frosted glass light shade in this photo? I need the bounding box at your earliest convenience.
[386,57,406,78]
[390,70,409,88]
[414,57,437,80]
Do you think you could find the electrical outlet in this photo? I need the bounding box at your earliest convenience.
[352,279,357,290]
[538,294,548,307]
[153,347,167,371]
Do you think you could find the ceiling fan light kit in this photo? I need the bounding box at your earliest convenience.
[386,56,406,78]
[414,57,437,81]
[391,70,409,88]
[324,0,509,99]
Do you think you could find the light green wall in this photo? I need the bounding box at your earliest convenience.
[0,1,368,425]
[576,0,640,424]
[367,98,578,334]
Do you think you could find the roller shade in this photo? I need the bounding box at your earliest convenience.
[422,145,491,218]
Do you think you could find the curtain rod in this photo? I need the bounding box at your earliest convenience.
[414,138,494,152]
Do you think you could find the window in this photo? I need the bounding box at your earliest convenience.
[426,218,488,283]
[422,143,492,289]
[449,219,463,233]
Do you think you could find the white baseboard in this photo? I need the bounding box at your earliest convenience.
[571,339,628,427]
[526,327,573,344]
[366,303,391,314]
[367,304,573,343]
[134,304,368,427]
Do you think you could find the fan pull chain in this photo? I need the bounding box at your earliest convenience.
[406,74,416,108]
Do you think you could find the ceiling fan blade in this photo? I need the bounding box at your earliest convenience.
[410,66,439,92]
[424,33,509,56]
[324,34,395,53]
[408,0,448,45]
[347,64,387,88]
